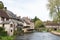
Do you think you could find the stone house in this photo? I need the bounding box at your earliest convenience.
[0,9,23,36]
[22,17,34,32]
[44,21,60,30]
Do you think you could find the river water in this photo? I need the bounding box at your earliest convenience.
[15,32,60,40]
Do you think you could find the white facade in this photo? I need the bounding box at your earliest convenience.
[0,16,23,36]
[0,17,2,23]
[22,19,34,32]
[0,24,2,27]
[30,23,34,29]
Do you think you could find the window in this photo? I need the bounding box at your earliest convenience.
[10,24,13,27]
[3,24,4,27]
[54,28,57,31]
[11,30,12,32]
[6,18,9,21]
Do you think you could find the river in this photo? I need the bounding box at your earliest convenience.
[15,32,60,40]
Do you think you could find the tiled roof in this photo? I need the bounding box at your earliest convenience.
[0,9,19,19]
[6,10,17,19]
[0,9,27,23]
[22,17,31,24]
[0,9,9,18]
[45,22,60,26]
[6,10,23,22]
[0,9,22,21]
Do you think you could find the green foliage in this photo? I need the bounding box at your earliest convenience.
[14,27,23,35]
[0,31,7,36]
[32,16,40,23]
[0,27,15,40]
[47,0,60,22]
[0,1,4,9]
[0,27,7,36]
[0,27,4,31]
[32,16,45,29]
[35,20,44,29]
[0,36,15,40]
[56,30,60,32]
[40,24,45,28]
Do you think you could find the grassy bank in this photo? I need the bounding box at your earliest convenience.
[51,29,60,33]
[51,31,60,36]
[0,36,15,40]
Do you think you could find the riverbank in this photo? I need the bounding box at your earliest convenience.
[51,31,60,36]
[0,36,15,40]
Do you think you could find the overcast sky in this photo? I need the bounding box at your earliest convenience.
[0,0,52,21]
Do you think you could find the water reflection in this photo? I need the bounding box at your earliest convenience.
[15,32,60,40]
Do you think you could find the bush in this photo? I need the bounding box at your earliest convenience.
[35,20,45,29]
[0,27,7,36]
[0,27,4,32]
[0,31,7,36]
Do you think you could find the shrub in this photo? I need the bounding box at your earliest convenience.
[0,27,4,32]
[0,27,7,36]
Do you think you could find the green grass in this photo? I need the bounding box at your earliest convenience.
[0,36,15,40]
[51,29,60,33]
[56,30,60,32]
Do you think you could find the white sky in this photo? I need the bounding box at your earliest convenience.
[0,0,52,21]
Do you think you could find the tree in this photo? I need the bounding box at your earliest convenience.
[32,16,45,29]
[32,16,40,23]
[47,0,60,22]
[0,1,4,9]
[35,20,44,29]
